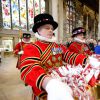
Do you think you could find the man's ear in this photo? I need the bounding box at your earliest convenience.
[37,28,41,33]
[37,29,39,33]
[37,28,41,35]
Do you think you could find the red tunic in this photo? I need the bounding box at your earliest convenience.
[13,41,31,55]
[14,41,32,69]
[68,41,94,56]
[68,41,97,87]
[19,40,87,98]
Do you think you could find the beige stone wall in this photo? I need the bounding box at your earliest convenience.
[98,0,100,39]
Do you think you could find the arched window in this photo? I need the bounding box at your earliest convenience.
[65,0,83,36]
[1,0,45,31]
[65,0,75,35]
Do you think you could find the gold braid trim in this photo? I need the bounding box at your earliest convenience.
[22,63,40,81]
[20,57,40,65]
[67,52,75,64]
[32,44,42,54]
[41,43,54,64]
[63,51,70,61]
[41,43,52,59]
[73,53,78,65]
[36,74,47,89]
[20,63,34,73]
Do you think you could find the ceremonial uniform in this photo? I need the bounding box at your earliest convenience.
[14,41,29,55]
[68,27,94,56]
[14,33,31,55]
[68,27,98,100]
[68,27,96,86]
[19,40,87,99]
[68,41,93,56]
[13,33,32,69]
[17,14,100,100]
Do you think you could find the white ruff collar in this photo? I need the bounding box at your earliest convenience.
[74,37,86,43]
[35,32,57,42]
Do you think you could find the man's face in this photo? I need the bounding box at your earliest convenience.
[23,38,30,42]
[37,24,54,39]
[76,33,85,40]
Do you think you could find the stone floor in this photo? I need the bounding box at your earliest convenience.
[0,55,32,100]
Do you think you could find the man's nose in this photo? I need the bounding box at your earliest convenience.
[49,28,53,31]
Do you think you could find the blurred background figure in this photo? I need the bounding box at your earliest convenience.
[68,27,94,56]
[94,40,100,54]
[67,27,98,100]
[13,33,32,55]
[66,37,73,47]
[86,38,97,52]
[13,33,32,69]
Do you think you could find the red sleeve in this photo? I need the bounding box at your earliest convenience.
[19,44,47,96]
[68,42,75,52]
[13,42,21,55]
[61,44,88,67]
[68,42,80,54]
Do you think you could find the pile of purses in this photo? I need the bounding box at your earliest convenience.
[49,54,100,100]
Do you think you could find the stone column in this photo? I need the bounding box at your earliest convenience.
[13,37,19,50]
[86,14,89,36]
[50,0,59,43]
[0,0,3,30]
[58,0,64,43]
[0,37,2,45]
[44,0,49,13]
[49,0,64,43]
[98,0,100,39]
[0,37,4,59]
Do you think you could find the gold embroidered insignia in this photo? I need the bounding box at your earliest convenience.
[52,56,56,62]
[47,60,52,66]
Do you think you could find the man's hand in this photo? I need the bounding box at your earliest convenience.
[43,78,74,100]
[88,56,100,68]
[18,50,24,55]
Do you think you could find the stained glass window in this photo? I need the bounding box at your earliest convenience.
[20,0,27,30]
[28,0,34,31]
[1,0,45,31]
[40,0,45,13]
[2,0,11,29]
[11,0,19,30]
[34,0,40,16]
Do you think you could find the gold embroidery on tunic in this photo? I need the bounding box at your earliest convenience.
[58,56,62,61]
[47,60,52,66]
[52,56,56,62]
